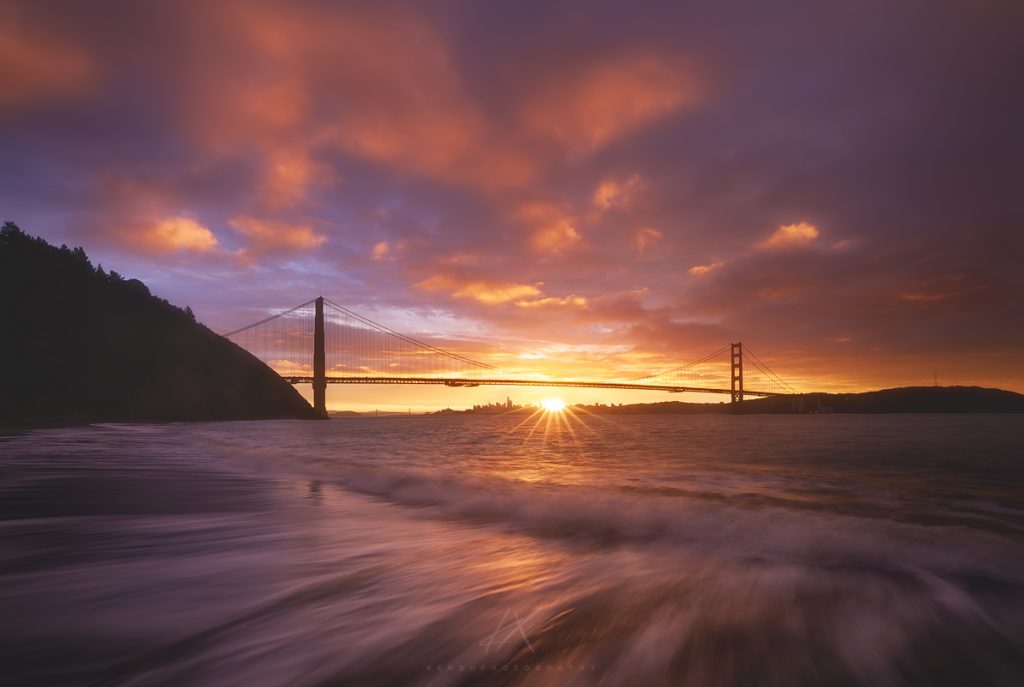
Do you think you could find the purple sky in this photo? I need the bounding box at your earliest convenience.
[3,0,1023,406]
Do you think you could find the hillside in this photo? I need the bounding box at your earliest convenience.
[738,386,1024,413]
[573,386,1024,415]
[0,223,319,425]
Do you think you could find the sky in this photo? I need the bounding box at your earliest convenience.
[2,0,1023,409]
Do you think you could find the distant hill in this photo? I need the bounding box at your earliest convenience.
[738,386,1024,413]
[0,222,319,425]
[574,386,1024,415]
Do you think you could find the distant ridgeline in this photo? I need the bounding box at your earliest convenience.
[572,386,1024,414]
[0,223,319,424]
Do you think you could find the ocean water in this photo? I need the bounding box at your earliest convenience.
[1,413,1022,686]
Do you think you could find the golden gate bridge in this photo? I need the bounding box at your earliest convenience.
[224,297,795,415]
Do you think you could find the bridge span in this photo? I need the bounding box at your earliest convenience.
[226,296,795,416]
[282,376,785,397]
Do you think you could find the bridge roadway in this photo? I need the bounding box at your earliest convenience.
[282,376,784,397]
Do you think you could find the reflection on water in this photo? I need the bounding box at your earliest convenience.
[1,415,1022,686]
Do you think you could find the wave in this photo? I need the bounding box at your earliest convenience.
[196,434,1024,585]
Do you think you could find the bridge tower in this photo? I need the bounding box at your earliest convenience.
[730,341,744,403]
[313,296,327,417]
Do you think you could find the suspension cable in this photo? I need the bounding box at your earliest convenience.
[744,346,797,393]
[323,298,497,370]
[222,299,317,337]
[625,344,731,381]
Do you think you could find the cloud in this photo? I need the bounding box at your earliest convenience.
[522,56,699,152]
[634,227,663,252]
[194,2,537,191]
[415,275,542,305]
[0,9,95,109]
[516,295,588,309]
[138,216,219,253]
[593,175,640,210]
[758,222,820,250]
[689,260,724,275]
[372,241,391,260]
[229,216,326,254]
[261,149,334,207]
[517,202,582,254]
[531,221,581,254]
[900,274,982,304]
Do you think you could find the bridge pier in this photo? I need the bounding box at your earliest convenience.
[313,296,327,417]
[730,341,744,404]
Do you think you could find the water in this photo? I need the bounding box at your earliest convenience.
[1,414,1022,686]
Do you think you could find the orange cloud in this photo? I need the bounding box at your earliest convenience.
[236,77,308,131]
[229,216,326,254]
[173,8,702,203]
[634,227,663,252]
[138,216,219,253]
[457,282,542,305]
[517,202,582,254]
[689,260,724,275]
[194,3,534,191]
[900,274,979,303]
[436,252,480,267]
[261,148,335,207]
[0,10,95,109]
[416,274,542,305]
[593,175,640,210]
[523,56,698,152]
[531,221,581,254]
[758,222,820,250]
[516,295,588,309]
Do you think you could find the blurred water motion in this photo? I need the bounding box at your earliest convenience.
[1,415,1022,686]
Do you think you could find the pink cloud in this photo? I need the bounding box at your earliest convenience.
[416,274,542,305]
[758,222,820,250]
[521,56,699,152]
[688,260,724,275]
[0,7,95,109]
[229,216,326,255]
[120,216,220,254]
[634,227,663,252]
[517,202,582,255]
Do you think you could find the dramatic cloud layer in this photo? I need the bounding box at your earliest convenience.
[2,0,1023,405]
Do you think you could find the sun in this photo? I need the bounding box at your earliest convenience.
[540,397,566,412]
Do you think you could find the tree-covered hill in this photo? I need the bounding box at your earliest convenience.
[0,223,319,424]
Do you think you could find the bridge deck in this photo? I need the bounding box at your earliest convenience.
[281,376,785,397]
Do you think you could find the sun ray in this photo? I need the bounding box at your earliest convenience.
[510,406,546,433]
